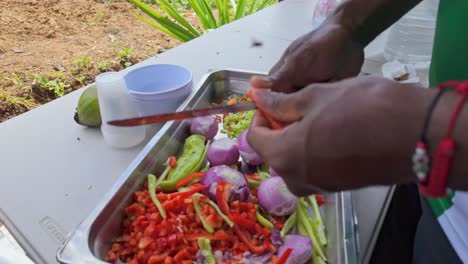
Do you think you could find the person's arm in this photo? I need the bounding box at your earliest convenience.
[251,0,423,92]
[247,77,468,195]
[329,0,423,47]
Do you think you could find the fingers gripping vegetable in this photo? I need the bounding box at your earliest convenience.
[159,135,209,191]
[258,177,298,216]
[191,116,218,140]
[200,165,250,202]
[207,138,240,166]
[238,129,263,165]
[278,235,312,264]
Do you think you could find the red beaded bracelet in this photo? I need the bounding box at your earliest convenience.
[416,81,468,198]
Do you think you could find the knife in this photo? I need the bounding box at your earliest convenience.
[107,102,257,127]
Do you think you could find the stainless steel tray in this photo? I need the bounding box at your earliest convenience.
[57,69,359,264]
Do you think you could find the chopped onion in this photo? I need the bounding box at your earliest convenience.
[237,129,262,165]
[258,177,298,216]
[278,235,313,264]
[207,138,240,166]
[191,116,218,140]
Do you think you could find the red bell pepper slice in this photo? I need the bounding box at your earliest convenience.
[168,156,177,168]
[276,248,293,264]
[216,181,233,218]
[175,172,204,189]
[315,194,326,206]
[233,226,266,255]
[231,214,256,233]
[167,184,207,200]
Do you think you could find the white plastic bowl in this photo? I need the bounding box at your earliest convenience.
[124,64,192,116]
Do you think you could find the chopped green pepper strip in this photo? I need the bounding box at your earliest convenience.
[296,199,327,260]
[198,238,216,264]
[280,211,297,238]
[308,195,327,246]
[247,178,262,189]
[159,135,206,191]
[155,158,172,186]
[193,198,214,233]
[194,193,234,227]
[147,174,167,219]
[255,205,274,229]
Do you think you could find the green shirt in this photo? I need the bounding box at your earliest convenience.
[429,0,468,85]
[427,0,468,261]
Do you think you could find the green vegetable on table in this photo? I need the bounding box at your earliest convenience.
[148,174,167,219]
[159,135,208,190]
[74,85,102,127]
[296,198,327,261]
[255,205,274,229]
[222,110,255,138]
[194,197,214,233]
[281,211,297,238]
[308,195,327,246]
[198,238,216,264]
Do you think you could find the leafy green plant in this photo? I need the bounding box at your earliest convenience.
[76,76,86,86]
[74,56,94,71]
[116,46,135,68]
[128,0,276,42]
[34,72,70,97]
[98,61,110,72]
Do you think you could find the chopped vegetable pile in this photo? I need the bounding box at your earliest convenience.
[221,95,255,139]
[106,93,328,264]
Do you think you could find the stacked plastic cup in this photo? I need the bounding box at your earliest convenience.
[125,64,193,117]
[96,72,145,149]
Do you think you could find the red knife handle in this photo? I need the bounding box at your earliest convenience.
[247,88,287,130]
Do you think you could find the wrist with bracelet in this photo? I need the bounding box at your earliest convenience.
[413,81,468,198]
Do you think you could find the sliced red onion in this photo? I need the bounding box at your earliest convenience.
[200,165,250,202]
[258,177,298,216]
[271,232,284,247]
[278,235,313,264]
[237,129,263,165]
[207,138,239,166]
[191,116,218,140]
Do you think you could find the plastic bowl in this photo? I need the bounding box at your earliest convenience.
[124,64,193,116]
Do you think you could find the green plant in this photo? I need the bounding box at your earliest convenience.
[98,61,110,72]
[116,46,135,68]
[0,90,36,109]
[74,56,94,71]
[128,0,276,42]
[76,76,86,86]
[4,73,26,89]
[34,72,70,97]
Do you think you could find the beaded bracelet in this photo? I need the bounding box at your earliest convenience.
[416,81,468,198]
[412,88,447,184]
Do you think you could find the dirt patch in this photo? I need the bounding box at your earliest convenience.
[0,0,199,122]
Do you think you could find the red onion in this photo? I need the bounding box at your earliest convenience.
[200,165,250,201]
[191,116,218,140]
[207,138,239,166]
[258,177,298,216]
[278,235,313,264]
[238,129,262,165]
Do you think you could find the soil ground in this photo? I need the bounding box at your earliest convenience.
[0,0,198,122]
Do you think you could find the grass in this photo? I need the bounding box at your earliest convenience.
[1,45,151,120]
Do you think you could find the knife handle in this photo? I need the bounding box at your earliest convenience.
[247,89,287,130]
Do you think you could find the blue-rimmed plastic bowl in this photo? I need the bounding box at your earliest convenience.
[125,64,192,116]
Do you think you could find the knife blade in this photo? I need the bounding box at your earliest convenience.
[107,102,257,127]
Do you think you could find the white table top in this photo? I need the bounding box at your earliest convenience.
[0,1,392,263]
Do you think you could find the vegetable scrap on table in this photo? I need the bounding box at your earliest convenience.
[105,94,328,264]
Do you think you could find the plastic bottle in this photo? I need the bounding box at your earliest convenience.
[383,0,439,64]
[96,72,145,149]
